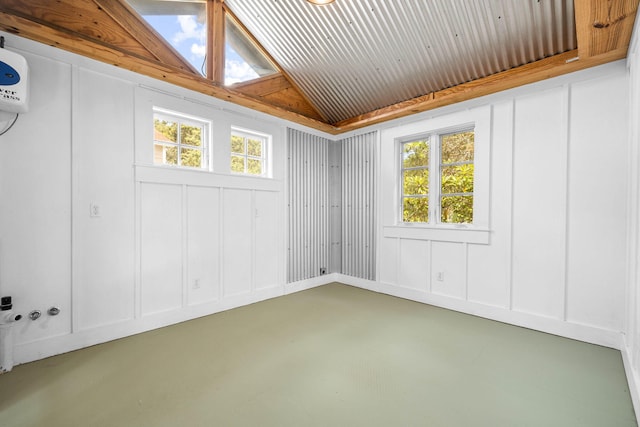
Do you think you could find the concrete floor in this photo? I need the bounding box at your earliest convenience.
[0,283,636,426]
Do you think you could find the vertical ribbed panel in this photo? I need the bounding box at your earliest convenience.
[341,132,376,281]
[287,129,331,282]
[226,0,576,123]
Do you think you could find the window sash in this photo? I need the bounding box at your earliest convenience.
[400,129,474,225]
[230,129,268,176]
[153,110,208,170]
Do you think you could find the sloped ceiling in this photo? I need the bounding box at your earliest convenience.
[226,0,576,124]
[0,0,638,134]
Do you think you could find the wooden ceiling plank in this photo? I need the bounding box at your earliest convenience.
[575,0,639,58]
[231,74,293,97]
[92,0,198,74]
[224,6,329,122]
[334,48,627,132]
[0,0,153,58]
[0,11,339,134]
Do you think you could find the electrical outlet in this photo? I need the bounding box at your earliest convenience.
[89,203,101,218]
[436,272,445,282]
[193,279,201,289]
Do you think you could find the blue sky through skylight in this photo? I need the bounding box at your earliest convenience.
[143,15,259,85]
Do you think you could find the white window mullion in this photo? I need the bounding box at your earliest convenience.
[430,134,439,226]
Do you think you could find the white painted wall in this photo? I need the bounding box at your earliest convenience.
[0,32,288,364]
[623,21,640,418]
[355,60,629,349]
[0,28,636,385]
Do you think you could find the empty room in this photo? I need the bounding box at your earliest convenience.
[1,0,640,425]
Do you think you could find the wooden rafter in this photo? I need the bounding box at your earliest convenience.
[575,0,639,58]
[0,0,638,134]
[207,0,225,83]
[333,48,630,133]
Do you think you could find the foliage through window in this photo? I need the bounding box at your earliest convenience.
[231,129,269,176]
[401,130,474,224]
[153,110,209,170]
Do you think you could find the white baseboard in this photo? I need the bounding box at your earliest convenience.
[284,273,338,294]
[335,274,623,350]
[13,277,339,367]
[14,285,288,366]
[621,340,640,421]
[10,274,624,369]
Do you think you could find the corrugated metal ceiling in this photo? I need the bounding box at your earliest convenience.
[225,0,576,124]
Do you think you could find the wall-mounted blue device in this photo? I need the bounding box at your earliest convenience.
[0,47,29,113]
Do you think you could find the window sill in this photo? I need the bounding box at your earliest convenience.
[382,224,490,244]
[134,164,281,191]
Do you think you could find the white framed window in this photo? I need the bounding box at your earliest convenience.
[153,108,210,170]
[230,128,270,177]
[381,106,490,244]
[401,129,474,224]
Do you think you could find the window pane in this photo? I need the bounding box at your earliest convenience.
[225,15,278,85]
[403,197,429,223]
[403,140,429,168]
[247,159,263,175]
[231,135,245,154]
[441,195,473,224]
[441,131,474,164]
[181,124,202,147]
[441,164,474,194]
[231,155,245,173]
[129,1,207,76]
[154,119,177,143]
[247,138,263,156]
[403,169,429,196]
[181,148,202,168]
[164,146,178,165]
[153,143,165,165]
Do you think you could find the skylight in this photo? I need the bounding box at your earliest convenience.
[225,15,278,85]
[129,0,207,76]
[127,0,278,85]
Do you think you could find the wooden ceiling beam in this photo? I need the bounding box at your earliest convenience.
[0,1,638,135]
[207,0,225,83]
[334,48,628,132]
[0,10,339,134]
[575,0,639,58]
[93,0,196,73]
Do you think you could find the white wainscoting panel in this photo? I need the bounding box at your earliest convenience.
[140,183,183,315]
[187,186,221,306]
[511,88,567,319]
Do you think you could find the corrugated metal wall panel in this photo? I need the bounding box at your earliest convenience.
[287,128,332,282]
[287,128,376,283]
[341,132,376,280]
[226,0,576,123]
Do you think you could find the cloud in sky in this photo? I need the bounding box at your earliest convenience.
[173,15,205,46]
[225,60,259,85]
[191,43,206,58]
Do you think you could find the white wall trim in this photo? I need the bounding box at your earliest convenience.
[335,274,623,350]
[13,275,340,367]
[14,285,286,365]
[622,340,640,421]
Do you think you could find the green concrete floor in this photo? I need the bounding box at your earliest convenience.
[0,283,636,426]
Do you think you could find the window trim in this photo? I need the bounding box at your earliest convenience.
[230,126,271,178]
[381,106,491,244]
[399,125,475,226]
[152,107,211,171]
